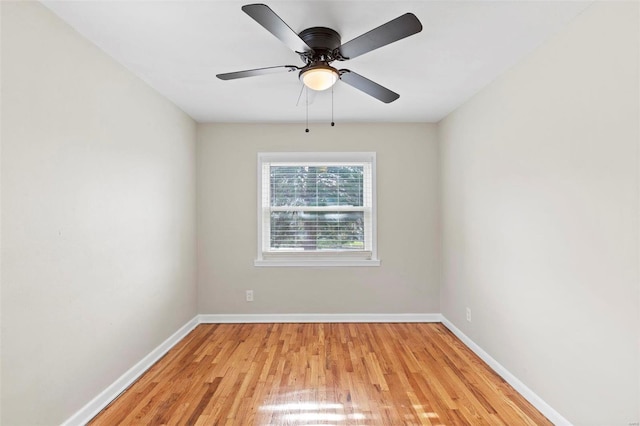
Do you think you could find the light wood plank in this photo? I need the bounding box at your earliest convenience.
[90,323,552,425]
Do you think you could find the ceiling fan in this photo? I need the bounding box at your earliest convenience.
[216,3,423,104]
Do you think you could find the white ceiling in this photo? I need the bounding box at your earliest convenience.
[41,1,592,123]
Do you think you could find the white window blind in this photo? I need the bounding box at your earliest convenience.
[256,152,379,267]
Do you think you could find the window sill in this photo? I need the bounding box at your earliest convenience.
[254,258,381,267]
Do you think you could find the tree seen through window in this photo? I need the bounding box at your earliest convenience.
[270,165,364,250]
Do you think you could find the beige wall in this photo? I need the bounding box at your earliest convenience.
[197,123,440,315]
[439,2,639,424]
[1,2,197,424]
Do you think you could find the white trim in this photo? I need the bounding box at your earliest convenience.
[62,314,569,426]
[198,313,442,323]
[61,316,199,426]
[258,152,376,163]
[254,258,380,267]
[441,316,572,426]
[270,205,368,212]
[256,152,378,266]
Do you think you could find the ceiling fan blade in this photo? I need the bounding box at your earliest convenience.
[336,13,422,60]
[242,4,313,53]
[217,65,298,80]
[339,70,399,103]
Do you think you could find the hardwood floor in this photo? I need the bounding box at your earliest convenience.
[90,323,551,425]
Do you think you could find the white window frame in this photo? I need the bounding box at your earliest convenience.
[255,152,379,267]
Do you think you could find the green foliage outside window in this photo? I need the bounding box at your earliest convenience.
[270,166,365,250]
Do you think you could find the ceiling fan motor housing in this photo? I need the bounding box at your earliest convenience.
[298,27,341,63]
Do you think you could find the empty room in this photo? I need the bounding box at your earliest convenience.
[1,1,639,425]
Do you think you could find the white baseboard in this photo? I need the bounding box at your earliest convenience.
[198,313,443,323]
[62,313,568,426]
[61,316,199,426]
[441,316,572,426]
[61,313,438,425]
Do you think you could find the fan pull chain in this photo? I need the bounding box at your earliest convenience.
[305,87,309,133]
[331,85,335,127]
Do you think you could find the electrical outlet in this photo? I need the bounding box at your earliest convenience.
[466,307,471,322]
[246,290,254,302]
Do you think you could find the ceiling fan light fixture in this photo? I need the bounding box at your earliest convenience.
[300,65,339,91]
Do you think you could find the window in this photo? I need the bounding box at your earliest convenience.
[256,152,379,267]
